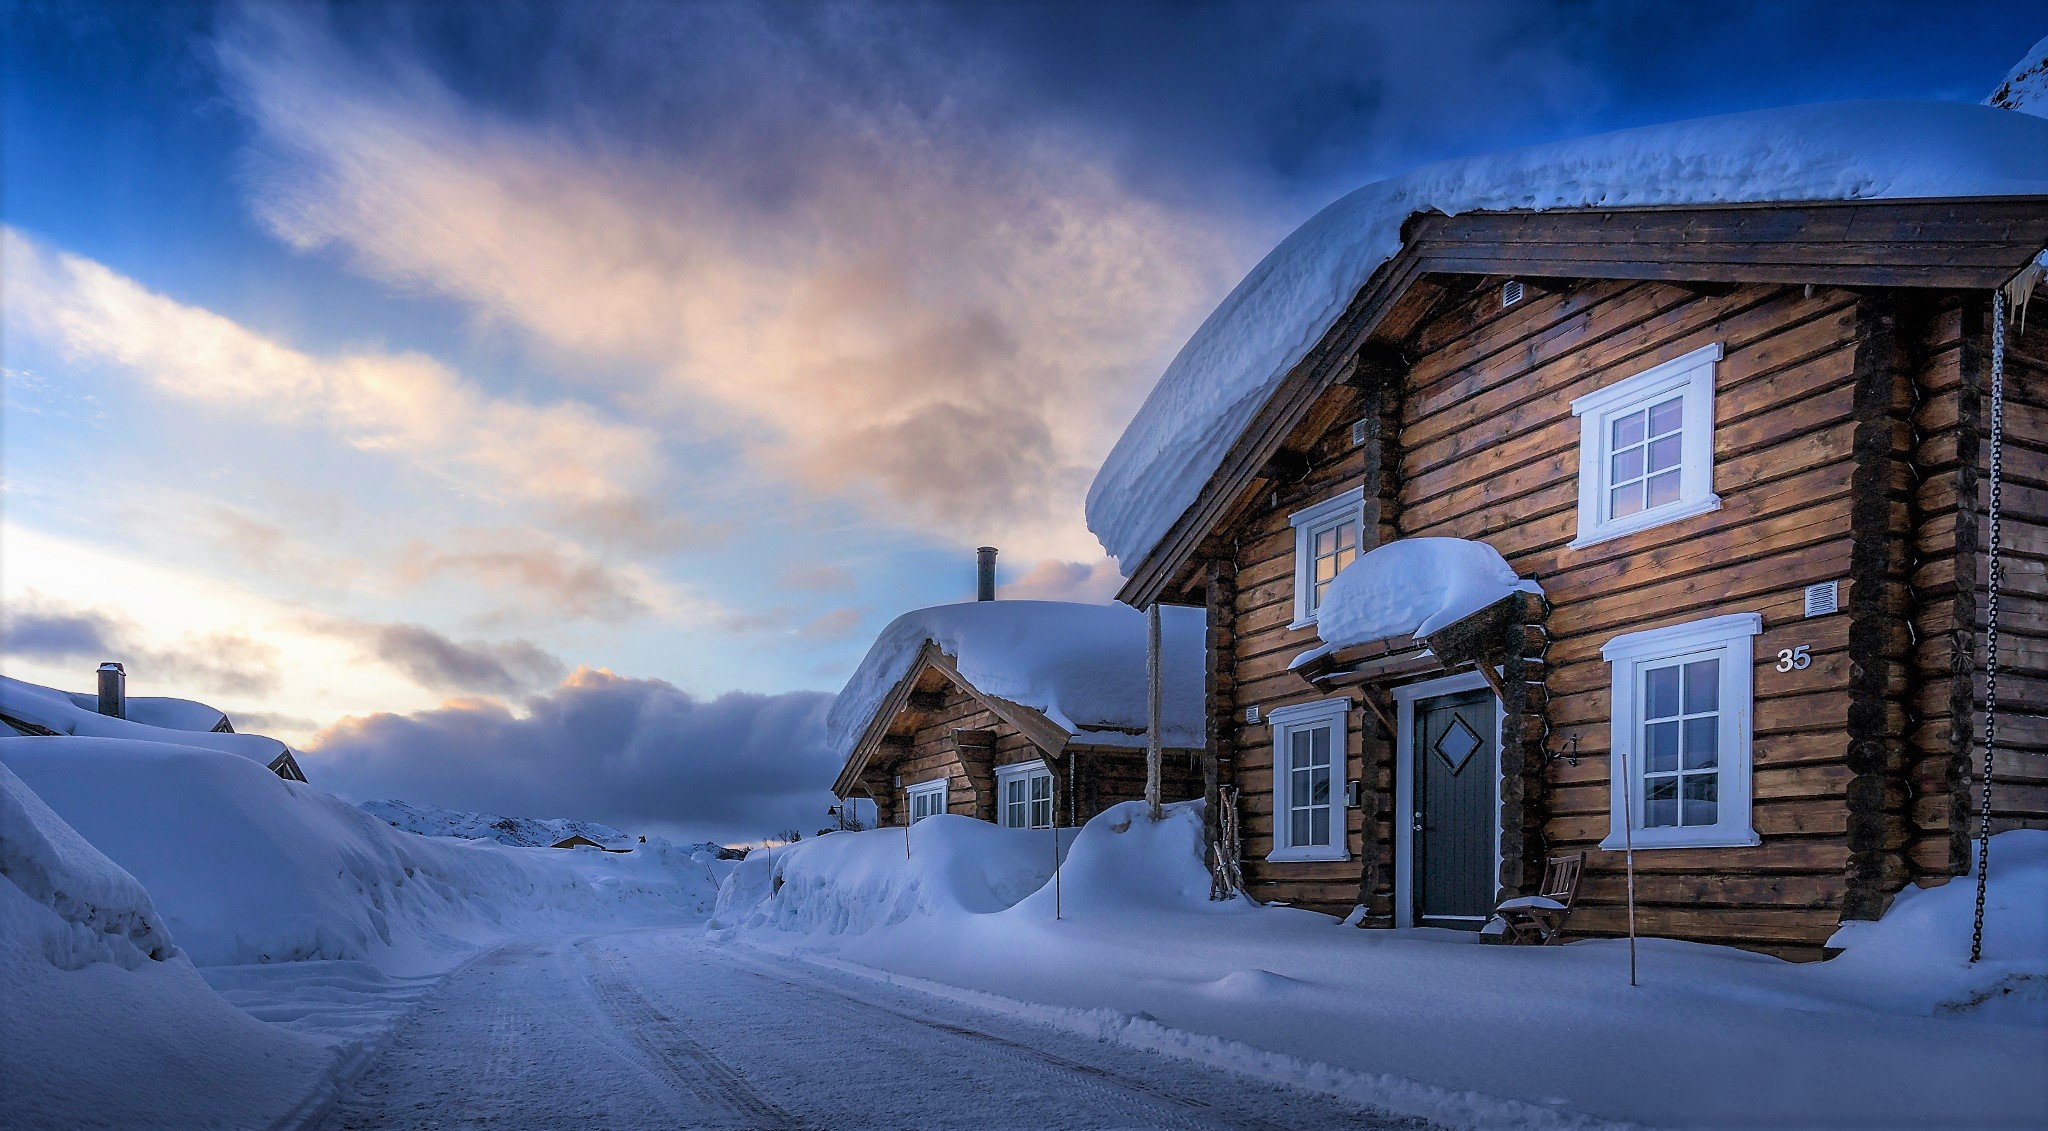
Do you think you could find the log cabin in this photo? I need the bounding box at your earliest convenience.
[0,670,309,782]
[828,591,1208,832]
[1085,100,2048,956]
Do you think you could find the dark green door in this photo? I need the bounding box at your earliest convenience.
[1414,688,1495,924]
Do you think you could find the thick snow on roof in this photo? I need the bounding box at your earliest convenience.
[1987,35,2048,118]
[825,601,1206,762]
[63,691,228,733]
[1304,539,1542,662]
[1,674,290,768]
[1087,100,2048,574]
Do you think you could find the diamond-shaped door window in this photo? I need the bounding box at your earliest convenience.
[1434,716,1482,774]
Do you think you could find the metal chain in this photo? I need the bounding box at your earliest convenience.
[1972,291,2007,965]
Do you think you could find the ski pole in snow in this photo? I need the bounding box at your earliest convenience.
[1621,745,1638,988]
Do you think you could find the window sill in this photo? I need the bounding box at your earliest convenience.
[1599,827,1760,851]
[1265,847,1350,864]
[1287,616,1318,632]
[1569,495,1722,550]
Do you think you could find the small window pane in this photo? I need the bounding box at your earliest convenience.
[1311,807,1330,846]
[1647,396,1684,436]
[1646,720,1680,773]
[1310,768,1329,806]
[1645,778,1679,828]
[1612,411,1646,449]
[1646,471,1682,508]
[1314,528,1336,557]
[1683,659,1719,713]
[1611,446,1645,482]
[1646,433,1682,473]
[1291,809,1311,846]
[1311,725,1330,767]
[1290,731,1312,770]
[1610,484,1643,519]
[1682,775,1718,826]
[1682,718,1718,769]
[1644,666,1681,718]
[1031,775,1051,803]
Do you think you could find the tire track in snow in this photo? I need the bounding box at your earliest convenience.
[709,949,1296,1131]
[577,940,813,1129]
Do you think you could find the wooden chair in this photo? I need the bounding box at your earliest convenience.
[1494,852,1585,945]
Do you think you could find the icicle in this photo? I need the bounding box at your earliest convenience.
[2002,250,2045,333]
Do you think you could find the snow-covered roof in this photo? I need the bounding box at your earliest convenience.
[826,601,1206,762]
[63,692,229,733]
[1295,539,1542,668]
[1,675,293,771]
[1086,100,2048,575]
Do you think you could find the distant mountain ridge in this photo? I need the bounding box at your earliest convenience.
[360,798,636,849]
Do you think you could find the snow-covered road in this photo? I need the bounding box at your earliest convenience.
[320,927,1427,1130]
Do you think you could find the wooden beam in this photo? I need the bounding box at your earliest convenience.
[1358,690,1397,738]
[907,690,948,711]
[1474,662,1511,704]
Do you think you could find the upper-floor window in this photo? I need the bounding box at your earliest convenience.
[1289,487,1366,627]
[1569,344,1722,548]
[996,762,1054,829]
[906,777,948,824]
[1600,612,1762,851]
[1265,697,1350,862]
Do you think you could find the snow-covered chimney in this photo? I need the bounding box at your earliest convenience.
[976,546,998,601]
[96,662,127,719]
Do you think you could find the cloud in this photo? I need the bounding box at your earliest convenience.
[337,621,566,696]
[303,667,839,844]
[2,227,673,549]
[795,607,865,642]
[1,593,282,696]
[1002,558,1124,603]
[211,3,1254,561]
[390,531,661,623]
[780,564,856,594]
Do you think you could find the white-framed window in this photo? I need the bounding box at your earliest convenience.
[1265,697,1350,862]
[1289,487,1366,627]
[1600,613,1762,851]
[996,762,1055,829]
[1569,343,1722,548]
[905,777,948,824]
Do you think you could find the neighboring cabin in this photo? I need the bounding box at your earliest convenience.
[829,562,1207,831]
[1087,101,2048,956]
[0,667,309,782]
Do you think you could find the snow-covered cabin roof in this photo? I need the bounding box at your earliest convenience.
[0,675,301,778]
[62,691,231,733]
[825,601,1207,765]
[1086,100,2048,578]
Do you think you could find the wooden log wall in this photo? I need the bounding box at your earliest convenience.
[1976,298,2048,833]
[1221,277,1880,948]
[854,677,1208,828]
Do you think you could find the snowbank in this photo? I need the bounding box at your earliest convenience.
[1305,538,1542,658]
[63,691,230,733]
[825,600,1206,761]
[1,760,331,1130]
[3,673,294,772]
[1086,100,2048,572]
[711,815,1073,937]
[718,799,2047,1128]
[1,736,727,973]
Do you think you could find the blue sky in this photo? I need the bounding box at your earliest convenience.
[3,1,2040,840]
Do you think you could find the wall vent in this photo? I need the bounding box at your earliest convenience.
[1243,705,1261,725]
[1803,581,1839,618]
[1350,419,1369,447]
[1501,279,1525,308]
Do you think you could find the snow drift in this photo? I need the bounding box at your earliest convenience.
[1306,538,1542,658]
[1,760,331,1130]
[1086,100,2048,573]
[825,600,1207,761]
[1,736,728,973]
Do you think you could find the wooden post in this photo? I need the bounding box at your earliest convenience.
[1621,745,1638,987]
[1146,602,1163,821]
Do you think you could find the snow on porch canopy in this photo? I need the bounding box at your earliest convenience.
[1290,538,1542,672]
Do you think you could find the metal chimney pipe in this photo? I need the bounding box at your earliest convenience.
[96,662,127,719]
[976,546,998,601]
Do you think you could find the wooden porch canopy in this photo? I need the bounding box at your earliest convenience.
[830,640,1072,799]
[1293,590,1546,697]
[1117,196,2048,611]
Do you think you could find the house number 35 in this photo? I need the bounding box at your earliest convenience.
[1775,645,1812,672]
